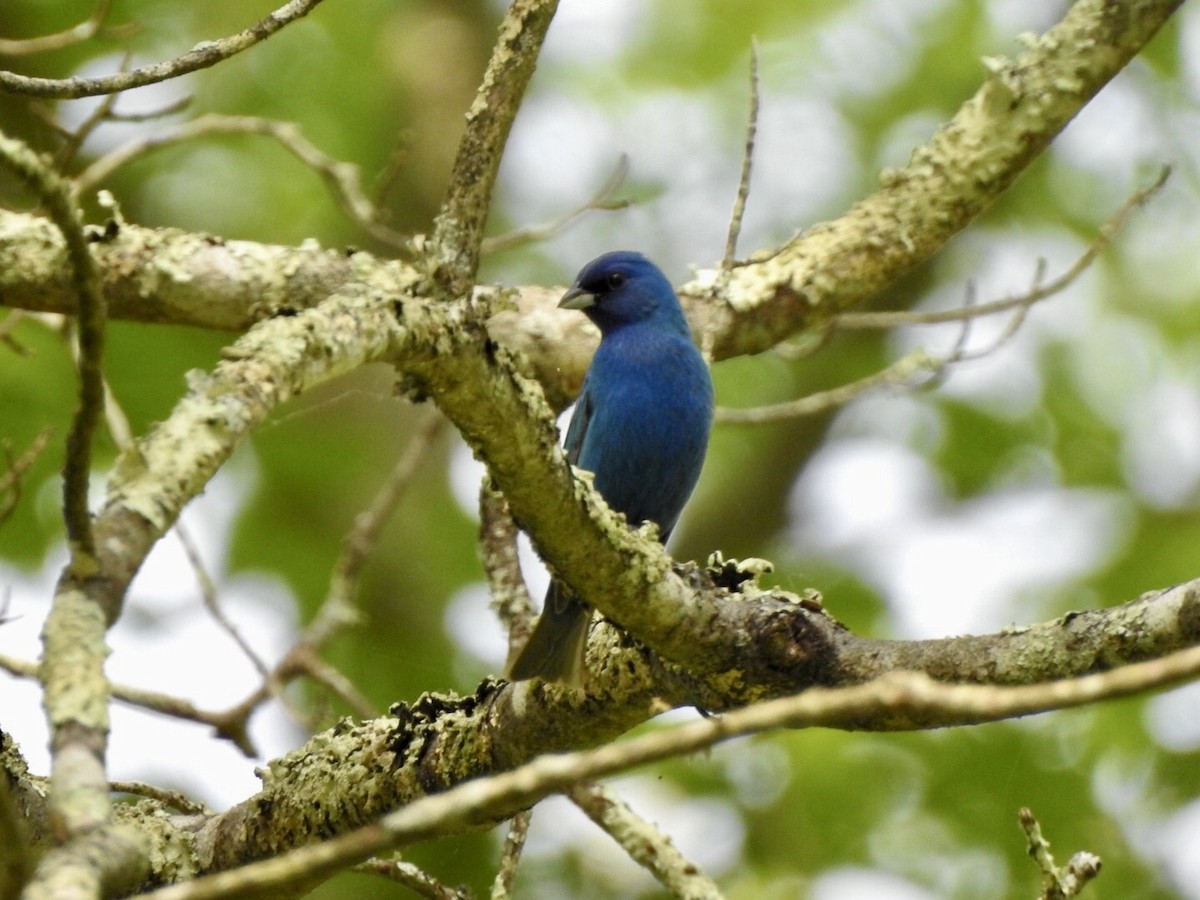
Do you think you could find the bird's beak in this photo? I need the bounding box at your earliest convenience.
[559,285,596,311]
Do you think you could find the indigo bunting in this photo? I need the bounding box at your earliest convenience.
[507,251,713,686]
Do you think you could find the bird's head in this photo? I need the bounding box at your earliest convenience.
[559,251,688,335]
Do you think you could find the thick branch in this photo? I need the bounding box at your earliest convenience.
[0,210,360,330]
[133,604,1200,892]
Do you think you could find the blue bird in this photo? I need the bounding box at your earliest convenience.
[507,251,713,686]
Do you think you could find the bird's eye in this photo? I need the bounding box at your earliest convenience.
[606,271,627,290]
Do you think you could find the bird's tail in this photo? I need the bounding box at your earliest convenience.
[507,582,591,688]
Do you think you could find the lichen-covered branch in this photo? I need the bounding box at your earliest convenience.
[692,0,1183,360]
[130,630,1200,895]
[0,210,360,331]
[3,0,1179,375]
[0,132,121,893]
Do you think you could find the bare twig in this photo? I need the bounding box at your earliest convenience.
[0,0,131,57]
[54,54,129,170]
[1019,808,1102,899]
[107,95,195,123]
[372,129,414,209]
[430,0,561,293]
[835,165,1170,331]
[0,0,330,99]
[283,645,376,721]
[356,857,470,900]
[139,647,1200,900]
[73,113,409,247]
[568,781,723,899]
[716,348,944,424]
[176,523,271,681]
[329,411,445,616]
[210,410,445,736]
[84,341,290,726]
[718,165,1172,425]
[0,651,257,755]
[481,154,631,256]
[480,483,536,662]
[0,129,105,566]
[723,38,760,267]
[490,810,531,900]
[0,427,55,526]
[0,309,32,354]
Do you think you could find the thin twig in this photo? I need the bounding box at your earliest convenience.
[723,38,760,267]
[84,343,287,722]
[176,523,271,681]
[329,411,445,613]
[718,165,1172,425]
[73,113,408,247]
[716,348,943,424]
[479,483,536,661]
[1019,808,1103,899]
[0,427,55,525]
[55,53,129,171]
[0,309,32,355]
[0,651,257,755]
[481,154,631,256]
[109,782,209,816]
[106,95,194,123]
[211,410,444,735]
[372,129,414,209]
[490,810,531,900]
[283,645,376,721]
[835,165,1170,331]
[0,0,132,57]
[0,0,330,99]
[0,128,106,566]
[568,781,723,899]
[356,857,470,900]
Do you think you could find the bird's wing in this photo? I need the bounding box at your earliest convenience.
[562,380,594,467]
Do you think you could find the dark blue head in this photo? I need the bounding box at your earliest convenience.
[560,251,690,337]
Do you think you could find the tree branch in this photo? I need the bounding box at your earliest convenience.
[567,781,723,899]
[0,0,129,57]
[0,131,105,563]
[74,114,410,248]
[0,0,1180,404]
[0,0,330,99]
[138,632,1200,897]
[693,0,1183,361]
[430,0,560,294]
